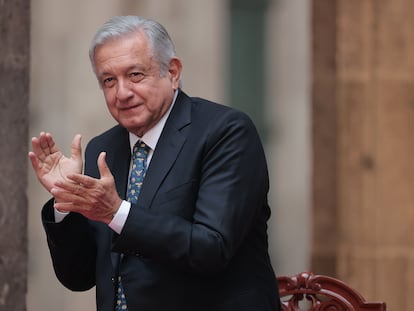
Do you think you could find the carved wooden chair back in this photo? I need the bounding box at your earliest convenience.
[277,272,386,310]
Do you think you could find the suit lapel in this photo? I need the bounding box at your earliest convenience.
[137,91,192,209]
[110,127,131,200]
[106,127,130,274]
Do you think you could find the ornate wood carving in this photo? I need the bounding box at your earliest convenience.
[278,272,386,311]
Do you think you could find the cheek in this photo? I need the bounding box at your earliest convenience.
[103,92,118,115]
[103,90,116,106]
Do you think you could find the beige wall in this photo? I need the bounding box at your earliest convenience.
[266,0,311,275]
[28,1,311,310]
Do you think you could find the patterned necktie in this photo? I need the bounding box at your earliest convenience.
[126,141,150,204]
[116,141,149,311]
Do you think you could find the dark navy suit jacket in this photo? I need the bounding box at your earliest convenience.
[42,90,281,311]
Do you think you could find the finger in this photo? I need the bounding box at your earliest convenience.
[71,134,82,161]
[45,132,60,154]
[28,151,41,171]
[38,132,53,154]
[97,152,113,178]
[65,174,96,188]
[51,183,87,203]
[37,132,47,151]
[51,182,78,195]
[53,201,77,213]
[51,186,74,203]
[31,136,47,160]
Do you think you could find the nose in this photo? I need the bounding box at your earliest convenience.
[116,79,133,102]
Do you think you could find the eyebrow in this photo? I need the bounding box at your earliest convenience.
[98,64,151,79]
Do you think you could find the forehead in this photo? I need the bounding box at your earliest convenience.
[94,32,153,71]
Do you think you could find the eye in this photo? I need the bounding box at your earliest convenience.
[102,77,115,88]
[130,72,145,83]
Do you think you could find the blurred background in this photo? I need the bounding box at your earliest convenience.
[1,0,413,310]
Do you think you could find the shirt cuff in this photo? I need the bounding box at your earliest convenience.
[54,208,70,223]
[108,200,131,234]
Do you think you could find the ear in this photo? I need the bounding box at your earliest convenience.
[168,57,182,90]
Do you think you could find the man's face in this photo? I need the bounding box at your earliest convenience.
[93,32,182,136]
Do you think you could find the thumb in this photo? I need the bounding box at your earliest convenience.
[97,152,113,178]
[71,134,82,160]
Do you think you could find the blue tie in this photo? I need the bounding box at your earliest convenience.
[116,141,149,311]
[126,141,149,203]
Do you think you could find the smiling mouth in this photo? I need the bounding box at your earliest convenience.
[121,104,140,111]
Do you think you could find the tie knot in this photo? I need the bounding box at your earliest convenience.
[133,141,150,158]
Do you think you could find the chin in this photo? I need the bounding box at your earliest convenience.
[124,124,145,136]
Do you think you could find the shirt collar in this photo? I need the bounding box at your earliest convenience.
[129,89,178,153]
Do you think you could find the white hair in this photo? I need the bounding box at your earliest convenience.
[89,16,177,77]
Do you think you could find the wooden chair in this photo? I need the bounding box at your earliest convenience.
[277,272,386,310]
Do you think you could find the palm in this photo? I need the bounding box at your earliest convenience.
[39,151,82,191]
[29,133,83,193]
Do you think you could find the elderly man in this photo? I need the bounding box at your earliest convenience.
[29,15,281,311]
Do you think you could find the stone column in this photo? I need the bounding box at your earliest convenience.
[312,0,414,309]
[0,0,30,310]
[311,0,339,277]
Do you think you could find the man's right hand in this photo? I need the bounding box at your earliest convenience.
[29,132,83,193]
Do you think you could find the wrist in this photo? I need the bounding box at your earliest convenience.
[108,200,131,234]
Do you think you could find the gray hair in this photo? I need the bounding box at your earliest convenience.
[89,16,177,76]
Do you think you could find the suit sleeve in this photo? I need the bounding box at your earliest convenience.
[41,199,97,291]
[112,109,270,275]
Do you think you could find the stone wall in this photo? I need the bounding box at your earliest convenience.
[312,0,414,309]
[0,0,30,310]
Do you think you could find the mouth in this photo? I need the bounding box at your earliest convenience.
[120,103,141,111]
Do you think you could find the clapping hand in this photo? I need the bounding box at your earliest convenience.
[29,132,83,193]
[29,132,122,224]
